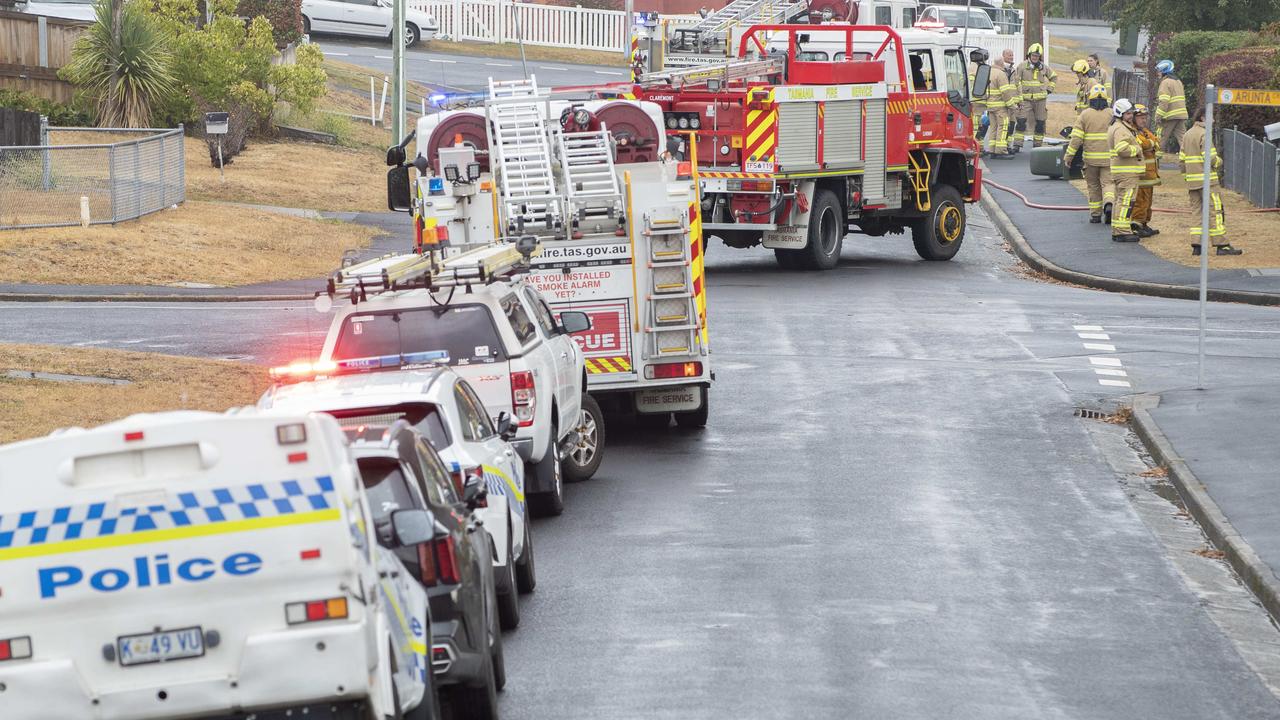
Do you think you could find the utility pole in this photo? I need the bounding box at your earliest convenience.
[1024,0,1044,54]
[392,0,406,145]
[624,0,634,57]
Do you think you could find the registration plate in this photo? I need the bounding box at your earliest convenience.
[635,386,702,413]
[117,626,205,667]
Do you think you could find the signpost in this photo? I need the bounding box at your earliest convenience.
[1195,86,1280,388]
[204,111,229,182]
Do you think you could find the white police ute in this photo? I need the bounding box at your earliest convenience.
[0,410,436,720]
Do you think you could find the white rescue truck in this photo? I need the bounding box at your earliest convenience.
[0,411,434,720]
[387,76,713,427]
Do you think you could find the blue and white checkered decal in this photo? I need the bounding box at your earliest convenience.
[0,477,336,551]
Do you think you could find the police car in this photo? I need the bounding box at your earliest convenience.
[260,364,535,631]
[0,410,435,720]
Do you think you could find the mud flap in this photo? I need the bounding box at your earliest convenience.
[762,180,815,249]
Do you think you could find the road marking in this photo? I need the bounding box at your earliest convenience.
[1099,379,1132,388]
[1082,342,1116,352]
[1094,368,1128,377]
[326,52,349,56]
[427,58,457,64]
[375,55,392,59]
[1089,356,1123,367]
[539,65,567,70]
[485,62,513,67]
[1077,332,1110,340]
[1074,324,1104,331]
[593,70,625,76]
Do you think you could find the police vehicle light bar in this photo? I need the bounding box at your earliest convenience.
[269,351,451,385]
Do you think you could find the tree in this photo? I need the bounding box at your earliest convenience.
[1104,0,1280,33]
[60,0,176,127]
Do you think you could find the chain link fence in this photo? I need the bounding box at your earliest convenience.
[1113,68,1153,110]
[1219,127,1279,210]
[0,125,185,229]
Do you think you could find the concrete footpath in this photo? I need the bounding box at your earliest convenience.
[982,149,1280,624]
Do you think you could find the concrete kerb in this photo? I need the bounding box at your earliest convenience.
[0,292,313,303]
[1128,394,1280,626]
[979,188,1280,307]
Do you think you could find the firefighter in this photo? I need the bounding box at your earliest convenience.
[969,49,990,143]
[999,49,1021,153]
[1131,104,1160,238]
[988,50,1020,156]
[1072,59,1091,111]
[1108,99,1144,243]
[1182,107,1242,256]
[1064,84,1114,222]
[1155,59,1189,157]
[1014,43,1057,147]
[1085,54,1112,102]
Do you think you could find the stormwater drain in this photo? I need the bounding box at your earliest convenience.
[6,370,131,385]
[1074,407,1108,420]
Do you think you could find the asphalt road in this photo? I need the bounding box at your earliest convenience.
[313,37,627,93]
[3,210,1280,717]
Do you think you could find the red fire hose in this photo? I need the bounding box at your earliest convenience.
[984,177,1280,214]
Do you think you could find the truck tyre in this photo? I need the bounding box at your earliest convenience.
[564,393,604,483]
[798,188,843,270]
[911,185,965,261]
[674,386,709,428]
[773,248,801,269]
[515,516,536,593]
[495,534,520,631]
[526,425,564,517]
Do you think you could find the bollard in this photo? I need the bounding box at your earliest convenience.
[79,196,90,227]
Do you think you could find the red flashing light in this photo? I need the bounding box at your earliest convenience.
[300,549,322,560]
[676,161,692,178]
[124,431,144,442]
[287,452,308,464]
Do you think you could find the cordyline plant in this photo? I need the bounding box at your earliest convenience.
[60,0,177,128]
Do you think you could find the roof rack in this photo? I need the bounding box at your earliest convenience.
[324,239,541,305]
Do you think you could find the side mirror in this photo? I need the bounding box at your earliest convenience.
[559,311,591,334]
[387,144,407,167]
[496,412,518,441]
[972,64,991,99]
[463,474,487,510]
[387,165,412,213]
[390,508,436,547]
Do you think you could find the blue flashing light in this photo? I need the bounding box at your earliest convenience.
[335,350,450,373]
[429,93,447,106]
[428,176,445,195]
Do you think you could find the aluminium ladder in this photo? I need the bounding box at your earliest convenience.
[641,205,701,358]
[486,75,562,233]
[555,123,623,220]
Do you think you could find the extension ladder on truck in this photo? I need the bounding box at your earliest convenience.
[324,242,537,303]
[555,125,623,219]
[486,76,562,233]
[642,204,701,358]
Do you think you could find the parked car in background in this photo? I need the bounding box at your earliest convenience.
[302,0,438,46]
[914,5,998,34]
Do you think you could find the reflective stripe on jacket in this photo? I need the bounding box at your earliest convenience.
[1180,122,1221,185]
[1109,121,1144,174]
[1066,108,1113,167]
[1157,76,1189,121]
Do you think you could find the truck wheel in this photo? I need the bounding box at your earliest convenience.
[495,534,520,631]
[773,248,801,269]
[563,393,604,483]
[911,185,965,261]
[526,427,564,517]
[674,386,708,428]
[515,517,536,594]
[797,188,843,270]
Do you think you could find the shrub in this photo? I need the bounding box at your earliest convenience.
[1150,31,1255,109]
[237,0,303,48]
[0,89,91,126]
[1200,47,1280,138]
[59,0,177,127]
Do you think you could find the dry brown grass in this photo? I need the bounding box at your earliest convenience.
[1138,465,1170,478]
[0,344,265,443]
[1068,172,1280,269]
[1193,547,1227,560]
[185,137,388,212]
[1047,100,1078,142]
[0,201,376,286]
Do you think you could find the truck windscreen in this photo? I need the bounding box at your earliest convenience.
[333,305,507,366]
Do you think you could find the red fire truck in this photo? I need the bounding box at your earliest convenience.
[624,24,986,269]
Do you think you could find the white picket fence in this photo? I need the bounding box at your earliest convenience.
[412,0,628,52]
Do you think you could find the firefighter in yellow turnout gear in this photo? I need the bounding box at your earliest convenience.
[1065,84,1114,222]
[1072,59,1090,112]
[1131,104,1161,238]
[1182,108,1242,256]
[987,54,1018,157]
[1155,60,1188,156]
[1014,44,1056,147]
[1108,99,1144,243]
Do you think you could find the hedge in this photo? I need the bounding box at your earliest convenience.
[1149,31,1256,109]
[1200,46,1280,137]
[0,89,91,126]
[237,0,302,48]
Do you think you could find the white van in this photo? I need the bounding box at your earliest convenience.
[0,410,434,720]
